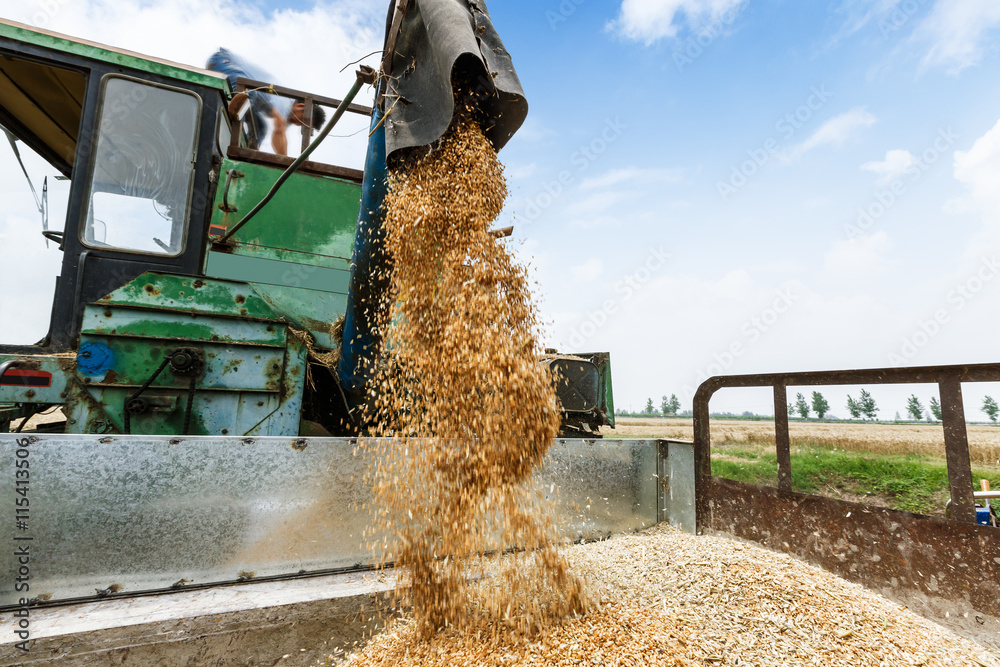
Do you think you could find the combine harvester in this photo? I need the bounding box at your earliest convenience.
[0,1,996,663]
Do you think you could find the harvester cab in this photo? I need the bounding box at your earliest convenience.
[0,16,614,438]
[0,18,369,437]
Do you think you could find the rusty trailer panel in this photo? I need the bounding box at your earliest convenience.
[703,477,1000,622]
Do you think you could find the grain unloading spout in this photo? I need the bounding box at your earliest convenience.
[380,0,529,163]
[337,0,528,413]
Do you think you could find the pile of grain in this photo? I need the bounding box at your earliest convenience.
[361,117,584,637]
[341,525,1000,667]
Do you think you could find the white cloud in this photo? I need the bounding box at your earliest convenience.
[954,118,1000,205]
[609,0,747,45]
[0,134,73,343]
[546,167,686,229]
[828,0,905,46]
[564,191,630,228]
[951,117,1000,228]
[570,258,604,284]
[748,260,806,274]
[861,149,915,186]
[916,0,1000,74]
[783,108,877,161]
[579,167,684,190]
[0,211,62,343]
[824,231,893,278]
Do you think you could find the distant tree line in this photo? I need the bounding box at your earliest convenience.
[622,389,1000,424]
[790,392,831,419]
[614,395,684,417]
[634,394,682,417]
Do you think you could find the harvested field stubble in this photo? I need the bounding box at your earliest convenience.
[343,525,1000,667]
[361,116,584,638]
[610,418,1000,465]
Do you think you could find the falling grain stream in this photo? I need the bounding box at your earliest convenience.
[360,117,585,638]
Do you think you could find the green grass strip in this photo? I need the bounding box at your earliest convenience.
[711,445,1000,517]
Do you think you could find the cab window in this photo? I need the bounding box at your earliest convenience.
[82,76,201,256]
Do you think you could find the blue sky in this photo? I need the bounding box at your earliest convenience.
[3,0,1000,421]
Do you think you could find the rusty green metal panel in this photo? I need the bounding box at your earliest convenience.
[75,336,285,392]
[204,159,360,349]
[67,384,285,436]
[208,158,361,268]
[0,19,227,91]
[81,307,287,348]
[96,273,279,321]
[205,252,350,292]
[68,272,308,436]
[64,335,307,436]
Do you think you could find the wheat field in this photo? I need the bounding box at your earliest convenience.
[603,418,1000,466]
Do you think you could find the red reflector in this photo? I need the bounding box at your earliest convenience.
[1,369,52,388]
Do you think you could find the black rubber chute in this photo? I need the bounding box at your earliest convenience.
[383,0,528,163]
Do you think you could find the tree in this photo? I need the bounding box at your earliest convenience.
[906,395,924,422]
[859,389,878,421]
[660,394,681,416]
[929,397,942,421]
[795,393,810,419]
[811,392,830,419]
[846,395,862,419]
[983,396,999,424]
[644,398,656,415]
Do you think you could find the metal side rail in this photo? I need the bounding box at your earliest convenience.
[0,436,693,610]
